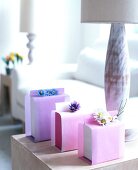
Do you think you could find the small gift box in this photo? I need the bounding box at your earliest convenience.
[25,88,70,142]
[51,101,91,152]
[78,110,125,165]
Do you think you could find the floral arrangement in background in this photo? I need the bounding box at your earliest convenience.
[2,52,24,68]
[92,109,117,126]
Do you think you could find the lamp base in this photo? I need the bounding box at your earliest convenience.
[125,129,138,142]
[104,23,130,120]
[104,24,135,141]
[26,33,36,64]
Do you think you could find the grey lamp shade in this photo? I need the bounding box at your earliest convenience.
[20,0,37,33]
[81,0,138,23]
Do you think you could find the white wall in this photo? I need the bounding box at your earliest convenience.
[33,0,83,64]
[0,0,100,68]
[31,0,101,64]
[0,0,27,56]
[81,24,100,48]
[0,0,28,71]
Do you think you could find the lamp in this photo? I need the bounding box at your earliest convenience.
[20,0,37,64]
[81,0,138,141]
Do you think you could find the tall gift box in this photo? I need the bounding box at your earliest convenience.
[25,88,69,142]
[78,114,125,165]
[51,101,91,152]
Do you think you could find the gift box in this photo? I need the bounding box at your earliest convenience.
[52,102,91,152]
[55,111,89,152]
[51,102,72,147]
[78,116,125,165]
[25,88,70,142]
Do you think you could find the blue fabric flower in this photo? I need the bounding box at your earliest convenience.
[38,90,45,96]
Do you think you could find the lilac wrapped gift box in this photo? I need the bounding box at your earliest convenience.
[54,110,91,152]
[25,88,69,142]
[78,116,125,165]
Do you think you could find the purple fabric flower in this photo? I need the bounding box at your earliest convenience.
[69,101,80,112]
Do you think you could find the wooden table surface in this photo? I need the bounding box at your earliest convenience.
[11,134,138,170]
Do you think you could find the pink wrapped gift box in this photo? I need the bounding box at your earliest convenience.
[25,88,69,142]
[78,116,125,165]
[54,110,91,152]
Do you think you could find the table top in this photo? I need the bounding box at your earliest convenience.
[1,73,11,84]
[11,134,138,170]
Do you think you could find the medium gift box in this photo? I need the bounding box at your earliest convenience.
[78,112,125,165]
[51,101,91,152]
[25,88,69,142]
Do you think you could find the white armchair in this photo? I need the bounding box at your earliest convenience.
[10,64,77,122]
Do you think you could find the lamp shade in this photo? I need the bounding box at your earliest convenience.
[81,0,138,23]
[20,0,37,33]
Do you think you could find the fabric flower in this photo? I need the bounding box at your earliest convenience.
[69,101,80,112]
[92,109,117,125]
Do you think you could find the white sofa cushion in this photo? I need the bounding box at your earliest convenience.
[74,47,105,88]
[17,79,106,111]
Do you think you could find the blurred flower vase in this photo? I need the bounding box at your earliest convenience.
[2,52,24,75]
[5,67,12,75]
